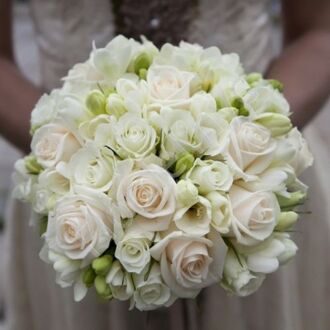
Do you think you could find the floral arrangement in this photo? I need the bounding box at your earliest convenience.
[13,36,313,311]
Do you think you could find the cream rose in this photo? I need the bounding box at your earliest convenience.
[46,188,119,264]
[227,117,276,181]
[150,230,227,298]
[132,263,175,311]
[186,159,233,194]
[32,123,81,168]
[229,185,279,246]
[106,260,134,301]
[117,164,176,231]
[147,65,195,109]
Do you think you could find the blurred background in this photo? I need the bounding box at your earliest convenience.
[0,0,329,329]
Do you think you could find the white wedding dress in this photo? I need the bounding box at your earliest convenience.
[4,0,330,329]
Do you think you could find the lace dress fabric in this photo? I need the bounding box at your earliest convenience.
[4,0,330,329]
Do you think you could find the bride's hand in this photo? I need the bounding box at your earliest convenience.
[267,0,330,129]
[0,0,41,153]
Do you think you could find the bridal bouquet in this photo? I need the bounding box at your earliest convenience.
[13,36,313,311]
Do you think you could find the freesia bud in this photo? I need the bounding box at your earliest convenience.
[275,211,298,231]
[218,107,238,122]
[92,255,113,276]
[106,94,127,118]
[231,97,249,116]
[133,53,151,74]
[86,90,106,115]
[277,191,306,209]
[25,155,43,174]
[277,234,298,264]
[174,152,194,177]
[94,275,112,298]
[268,79,284,92]
[246,72,262,85]
[82,266,96,288]
[176,180,199,207]
[255,113,292,137]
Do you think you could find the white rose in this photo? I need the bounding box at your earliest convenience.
[46,188,119,264]
[150,230,227,298]
[174,196,212,236]
[159,108,206,161]
[31,90,61,130]
[227,117,276,181]
[116,164,176,232]
[206,191,232,234]
[66,143,117,192]
[186,159,233,194]
[132,263,175,311]
[115,230,153,273]
[229,185,279,246]
[106,260,134,301]
[31,123,81,168]
[147,65,195,109]
[95,113,158,159]
[221,248,265,297]
[243,86,290,117]
[286,128,314,176]
[79,114,111,141]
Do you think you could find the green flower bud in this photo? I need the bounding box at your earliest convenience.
[39,216,48,236]
[174,153,195,177]
[238,107,249,116]
[82,266,96,288]
[231,97,249,117]
[277,191,306,209]
[25,155,43,175]
[246,72,262,85]
[94,275,112,298]
[92,255,113,276]
[217,107,239,122]
[139,68,148,80]
[176,180,199,207]
[231,97,244,110]
[268,79,284,92]
[133,53,151,74]
[106,94,127,118]
[275,211,298,231]
[86,90,106,115]
[255,113,292,137]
